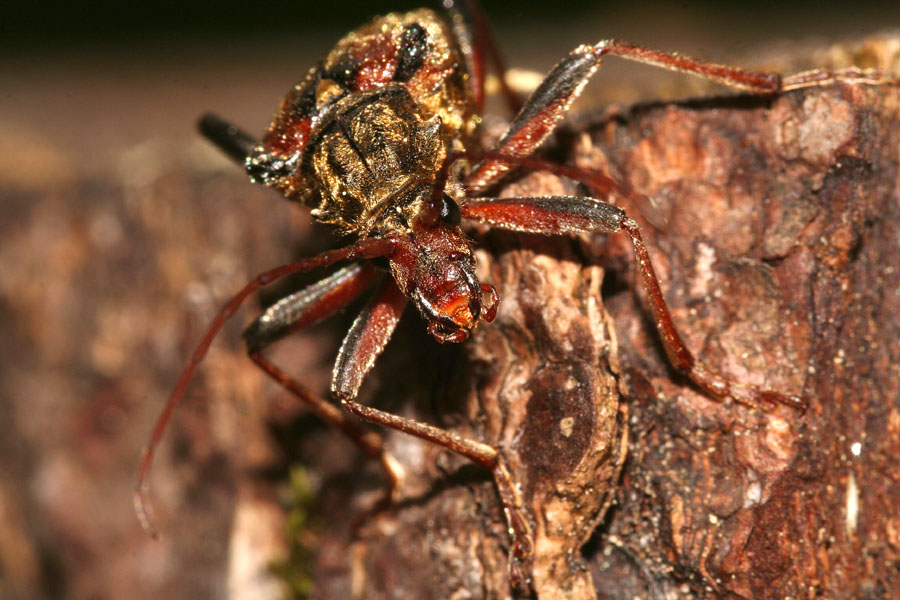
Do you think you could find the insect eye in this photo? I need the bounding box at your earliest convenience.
[417,194,459,228]
[440,195,461,226]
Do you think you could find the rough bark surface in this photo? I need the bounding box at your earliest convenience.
[580,79,900,599]
[1,35,899,600]
[305,61,900,599]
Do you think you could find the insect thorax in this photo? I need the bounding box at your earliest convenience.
[309,86,446,232]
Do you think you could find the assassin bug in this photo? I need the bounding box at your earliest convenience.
[135,0,888,589]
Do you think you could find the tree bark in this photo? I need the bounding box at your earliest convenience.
[578,78,900,600]
[308,55,900,599]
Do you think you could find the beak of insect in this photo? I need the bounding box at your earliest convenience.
[421,283,500,344]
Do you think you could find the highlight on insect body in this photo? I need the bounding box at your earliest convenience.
[135,0,892,592]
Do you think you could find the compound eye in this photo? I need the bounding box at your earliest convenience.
[440,194,461,226]
[417,194,460,229]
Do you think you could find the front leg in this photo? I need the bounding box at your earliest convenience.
[134,237,398,536]
[240,263,408,502]
[461,195,806,412]
[330,276,535,589]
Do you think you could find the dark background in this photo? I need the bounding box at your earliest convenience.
[2,1,896,46]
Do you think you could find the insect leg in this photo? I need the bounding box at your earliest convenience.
[460,195,807,412]
[332,277,496,465]
[444,0,521,114]
[243,263,375,354]
[781,66,898,90]
[465,42,782,193]
[331,276,534,587]
[241,263,404,495]
[134,236,398,537]
[461,195,625,236]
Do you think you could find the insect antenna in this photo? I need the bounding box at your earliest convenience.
[198,113,258,165]
[134,237,398,538]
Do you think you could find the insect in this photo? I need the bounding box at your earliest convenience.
[135,0,888,590]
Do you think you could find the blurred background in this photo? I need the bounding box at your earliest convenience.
[1,1,897,598]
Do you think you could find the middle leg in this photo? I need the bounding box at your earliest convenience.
[460,195,807,412]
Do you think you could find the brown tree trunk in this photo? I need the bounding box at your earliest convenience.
[575,78,900,600]
[308,53,900,599]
